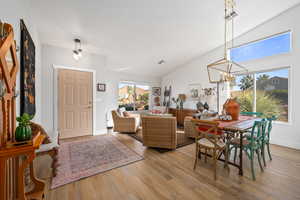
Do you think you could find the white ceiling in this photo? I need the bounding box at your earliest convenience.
[30,0,300,78]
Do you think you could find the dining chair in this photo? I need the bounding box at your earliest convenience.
[240,111,263,117]
[261,116,276,166]
[229,120,267,180]
[192,119,228,180]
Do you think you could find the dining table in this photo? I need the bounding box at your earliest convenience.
[199,115,260,176]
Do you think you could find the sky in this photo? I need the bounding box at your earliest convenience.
[230,32,291,63]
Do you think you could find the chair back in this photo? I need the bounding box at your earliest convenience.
[265,116,276,141]
[241,112,263,117]
[191,119,224,148]
[249,120,268,146]
[141,116,177,149]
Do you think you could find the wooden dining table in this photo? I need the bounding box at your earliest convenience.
[201,115,259,176]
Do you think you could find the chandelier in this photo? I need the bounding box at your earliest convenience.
[207,0,247,83]
[73,38,83,60]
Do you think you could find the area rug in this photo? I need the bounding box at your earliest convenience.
[128,129,194,153]
[51,135,143,189]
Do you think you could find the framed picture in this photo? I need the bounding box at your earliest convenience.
[97,83,106,92]
[20,19,36,116]
[152,87,161,96]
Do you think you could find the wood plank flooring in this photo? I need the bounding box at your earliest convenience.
[35,133,300,200]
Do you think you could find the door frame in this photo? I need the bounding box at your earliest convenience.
[53,65,96,137]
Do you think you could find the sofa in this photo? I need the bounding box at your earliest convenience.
[141,115,177,149]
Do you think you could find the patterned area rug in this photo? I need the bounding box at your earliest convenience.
[51,135,143,189]
[128,129,194,153]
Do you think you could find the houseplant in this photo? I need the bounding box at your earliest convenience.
[15,113,33,142]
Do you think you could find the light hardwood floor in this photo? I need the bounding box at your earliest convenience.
[35,133,300,200]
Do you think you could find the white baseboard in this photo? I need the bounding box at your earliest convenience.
[94,129,108,135]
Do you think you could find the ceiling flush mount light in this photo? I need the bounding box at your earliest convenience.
[73,38,83,60]
[207,0,247,83]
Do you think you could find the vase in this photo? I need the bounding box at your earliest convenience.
[223,98,240,120]
[15,125,32,142]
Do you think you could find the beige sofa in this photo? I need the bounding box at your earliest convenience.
[141,116,177,149]
[111,110,140,133]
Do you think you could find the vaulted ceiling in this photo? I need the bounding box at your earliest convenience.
[30,0,300,77]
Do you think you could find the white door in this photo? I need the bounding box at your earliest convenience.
[58,69,93,139]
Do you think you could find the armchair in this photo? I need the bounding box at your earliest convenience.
[141,116,177,149]
[111,110,140,133]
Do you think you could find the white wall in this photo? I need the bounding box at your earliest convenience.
[41,44,160,144]
[1,0,42,124]
[162,5,300,149]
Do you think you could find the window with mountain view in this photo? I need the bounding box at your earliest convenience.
[230,68,289,122]
[118,82,150,111]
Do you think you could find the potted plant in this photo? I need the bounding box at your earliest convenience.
[15,113,33,142]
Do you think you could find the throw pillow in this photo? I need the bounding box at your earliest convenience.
[123,111,130,117]
[117,107,126,117]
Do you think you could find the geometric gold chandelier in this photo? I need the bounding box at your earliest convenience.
[207,0,247,83]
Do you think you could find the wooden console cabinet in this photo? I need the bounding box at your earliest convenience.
[169,108,197,126]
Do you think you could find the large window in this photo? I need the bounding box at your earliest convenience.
[230,68,289,122]
[118,82,150,111]
[230,31,291,62]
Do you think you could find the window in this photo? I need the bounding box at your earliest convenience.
[230,68,289,122]
[118,82,150,111]
[230,31,291,62]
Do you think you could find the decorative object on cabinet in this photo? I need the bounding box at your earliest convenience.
[223,98,240,120]
[0,22,46,200]
[207,0,247,83]
[97,83,106,92]
[196,101,205,112]
[15,113,33,142]
[204,102,209,110]
[20,19,36,116]
[152,87,161,96]
[162,86,171,107]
